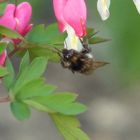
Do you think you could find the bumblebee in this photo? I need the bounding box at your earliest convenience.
[56,41,108,74]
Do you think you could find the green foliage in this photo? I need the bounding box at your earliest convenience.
[12,56,48,94]
[16,78,56,100]
[6,47,89,139]
[24,99,55,113]
[0,1,7,16]
[27,46,60,62]
[10,101,31,121]
[0,66,8,77]
[7,52,87,117]
[51,113,90,140]
[24,93,87,115]
[0,26,24,40]
[18,51,30,75]
[5,53,88,140]
[3,58,15,90]
[26,23,66,46]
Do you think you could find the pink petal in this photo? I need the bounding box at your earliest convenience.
[0,51,6,66]
[63,0,87,37]
[13,24,33,44]
[0,4,16,30]
[22,23,33,35]
[15,2,32,35]
[53,0,67,32]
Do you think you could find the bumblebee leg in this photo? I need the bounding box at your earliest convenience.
[61,60,67,68]
[79,38,91,54]
[61,59,71,69]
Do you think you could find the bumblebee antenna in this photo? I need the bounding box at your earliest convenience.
[54,47,61,52]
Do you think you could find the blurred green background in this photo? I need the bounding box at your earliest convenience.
[1,0,140,140]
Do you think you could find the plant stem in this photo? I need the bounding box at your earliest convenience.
[8,45,33,58]
[0,96,10,103]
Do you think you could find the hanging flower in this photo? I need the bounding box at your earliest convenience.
[97,0,110,20]
[53,0,87,52]
[0,2,32,40]
[53,0,87,37]
[0,2,32,65]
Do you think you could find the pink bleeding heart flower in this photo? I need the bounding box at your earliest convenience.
[14,2,32,36]
[0,2,32,65]
[0,2,32,41]
[53,0,87,37]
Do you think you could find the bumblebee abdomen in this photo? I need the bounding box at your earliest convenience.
[71,59,84,71]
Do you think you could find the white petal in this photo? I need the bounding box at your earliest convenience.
[64,25,83,52]
[97,0,111,20]
[133,0,140,14]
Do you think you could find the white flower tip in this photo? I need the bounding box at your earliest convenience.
[133,0,140,14]
[65,25,83,52]
[101,10,110,20]
[97,0,110,21]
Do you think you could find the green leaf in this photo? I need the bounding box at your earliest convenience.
[26,23,66,46]
[28,47,60,62]
[28,93,87,115]
[10,101,31,121]
[45,23,66,45]
[26,24,48,44]
[0,2,7,16]
[24,99,56,113]
[19,51,30,74]
[26,24,47,44]
[16,78,56,100]
[0,26,24,40]
[51,113,90,140]
[0,42,7,54]
[3,58,15,90]
[88,37,109,44]
[0,66,8,77]
[13,57,48,94]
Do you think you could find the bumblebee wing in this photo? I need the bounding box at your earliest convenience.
[92,61,109,70]
[83,61,109,75]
